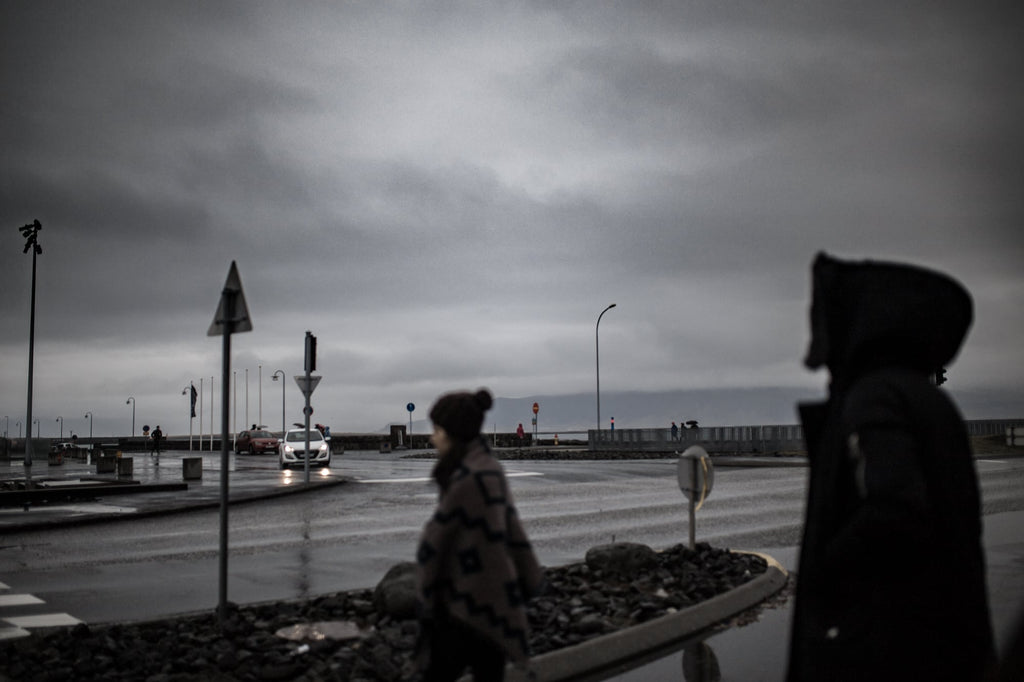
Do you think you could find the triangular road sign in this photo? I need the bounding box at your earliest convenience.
[294,375,322,398]
[208,261,253,336]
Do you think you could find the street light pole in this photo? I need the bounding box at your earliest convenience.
[19,219,42,468]
[84,412,93,439]
[126,397,136,438]
[56,416,63,440]
[596,303,617,439]
[258,364,262,427]
[272,370,285,435]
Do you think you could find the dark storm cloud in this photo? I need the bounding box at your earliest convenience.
[2,1,1022,434]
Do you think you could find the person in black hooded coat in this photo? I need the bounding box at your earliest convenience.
[787,253,995,682]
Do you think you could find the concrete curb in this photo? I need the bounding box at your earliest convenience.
[505,551,789,682]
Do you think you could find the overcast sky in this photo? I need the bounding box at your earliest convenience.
[2,1,1022,438]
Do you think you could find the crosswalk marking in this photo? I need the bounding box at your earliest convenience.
[0,626,31,640]
[4,614,82,628]
[0,580,84,640]
[0,594,44,607]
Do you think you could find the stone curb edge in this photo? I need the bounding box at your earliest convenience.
[506,551,789,682]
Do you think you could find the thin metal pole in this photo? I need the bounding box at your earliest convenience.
[218,291,235,625]
[24,247,37,468]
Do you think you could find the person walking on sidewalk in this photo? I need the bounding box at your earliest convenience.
[787,253,994,682]
[416,389,544,682]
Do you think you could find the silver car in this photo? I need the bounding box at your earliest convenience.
[278,427,331,469]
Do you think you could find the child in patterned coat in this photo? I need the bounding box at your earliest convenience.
[416,389,544,682]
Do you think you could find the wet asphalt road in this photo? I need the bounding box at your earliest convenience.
[2,450,1023,680]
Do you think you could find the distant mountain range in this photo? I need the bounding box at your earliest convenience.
[393,386,1024,434]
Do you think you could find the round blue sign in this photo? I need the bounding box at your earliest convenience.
[407,403,415,412]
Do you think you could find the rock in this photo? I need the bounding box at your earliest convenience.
[373,561,419,620]
[585,542,658,575]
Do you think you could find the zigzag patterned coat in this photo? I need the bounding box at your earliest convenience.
[416,441,544,663]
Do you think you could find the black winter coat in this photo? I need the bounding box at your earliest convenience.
[787,254,994,681]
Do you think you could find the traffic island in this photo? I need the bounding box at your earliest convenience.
[0,543,787,681]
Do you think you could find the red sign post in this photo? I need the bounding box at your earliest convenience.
[532,403,539,444]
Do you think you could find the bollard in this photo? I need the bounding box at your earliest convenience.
[96,456,117,474]
[380,441,392,454]
[48,450,64,466]
[182,457,203,481]
[117,457,134,478]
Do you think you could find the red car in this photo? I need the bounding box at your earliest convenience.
[235,429,278,455]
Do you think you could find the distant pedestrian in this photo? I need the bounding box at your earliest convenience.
[671,421,678,441]
[787,253,994,681]
[416,389,544,681]
[150,425,163,458]
[516,423,524,447]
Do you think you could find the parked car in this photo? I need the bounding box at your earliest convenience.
[235,429,278,455]
[278,427,331,469]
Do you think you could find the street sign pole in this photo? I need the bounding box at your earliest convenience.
[207,261,252,627]
[294,332,319,485]
[407,403,415,448]
[303,369,311,484]
[677,445,714,549]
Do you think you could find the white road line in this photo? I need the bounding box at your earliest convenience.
[4,613,83,628]
[356,472,545,484]
[0,594,44,607]
[0,626,32,641]
[1,578,85,638]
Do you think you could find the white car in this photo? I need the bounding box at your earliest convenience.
[278,427,331,469]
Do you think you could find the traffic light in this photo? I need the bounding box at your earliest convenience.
[304,332,317,372]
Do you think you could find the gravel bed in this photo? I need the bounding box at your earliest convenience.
[0,543,767,682]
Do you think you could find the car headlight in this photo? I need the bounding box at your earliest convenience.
[284,445,295,454]
[319,443,328,453]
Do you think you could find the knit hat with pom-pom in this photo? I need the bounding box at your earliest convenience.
[429,389,493,442]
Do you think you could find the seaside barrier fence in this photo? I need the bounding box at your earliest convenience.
[588,418,1023,454]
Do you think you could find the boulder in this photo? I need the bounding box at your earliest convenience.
[585,542,658,575]
[373,562,419,620]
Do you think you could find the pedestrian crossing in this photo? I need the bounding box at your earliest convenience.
[0,580,82,640]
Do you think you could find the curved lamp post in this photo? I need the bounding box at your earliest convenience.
[272,370,286,435]
[56,416,63,440]
[596,303,617,438]
[84,412,93,439]
[126,396,136,437]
